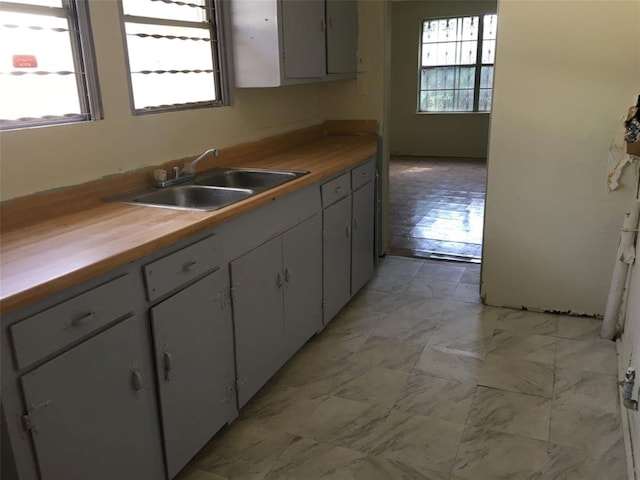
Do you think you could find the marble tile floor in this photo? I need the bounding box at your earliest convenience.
[388,156,487,262]
[177,256,626,480]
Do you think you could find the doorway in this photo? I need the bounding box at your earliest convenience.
[388,155,486,262]
[385,3,496,263]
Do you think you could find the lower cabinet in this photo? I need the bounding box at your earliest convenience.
[231,235,285,408]
[351,181,376,294]
[282,215,323,359]
[19,316,165,480]
[150,270,236,479]
[322,196,352,323]
[2,159,376,480]
[232,215,323,407]
[322,160,377,324]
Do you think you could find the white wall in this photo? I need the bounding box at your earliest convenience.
[389,0,496,158]
[481,0,640,315]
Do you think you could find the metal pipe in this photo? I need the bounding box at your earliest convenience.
[601,201,640,339]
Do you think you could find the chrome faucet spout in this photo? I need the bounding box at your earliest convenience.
[182,148,219,175]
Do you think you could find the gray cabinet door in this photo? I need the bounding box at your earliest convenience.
[323,196,352,324]
[231,237,285,407]
[326,0,358,73]
[281,0,326,78]
[351,182,375,294]
[282,215,323,359]
[20,317,164,480]
[151,270,236,479]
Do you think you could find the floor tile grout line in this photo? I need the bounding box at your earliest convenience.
[449,383,481,478]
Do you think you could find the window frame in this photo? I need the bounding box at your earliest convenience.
[417,14,496,114]
[118,0,232,116]
[0,0,102,131]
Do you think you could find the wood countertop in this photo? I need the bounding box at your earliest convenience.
[0,129,377,314]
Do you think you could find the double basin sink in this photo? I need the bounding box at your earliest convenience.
[110,167,308,211]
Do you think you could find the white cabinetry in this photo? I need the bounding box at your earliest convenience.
[230,0,357,87]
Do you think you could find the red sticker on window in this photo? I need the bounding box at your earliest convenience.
[12,55,38,68]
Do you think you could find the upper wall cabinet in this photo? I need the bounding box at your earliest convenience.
[281,0,326,78]
[326,0,358,74]
[230,0,358,87]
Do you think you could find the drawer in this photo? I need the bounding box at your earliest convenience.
[351,158,376,191]
[144,235,218,301]
[321,172,350,207]
[10,274,135,370]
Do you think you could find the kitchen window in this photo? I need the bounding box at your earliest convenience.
[120,0,230,114]
[0,0,101,130]
[418,14,497,113]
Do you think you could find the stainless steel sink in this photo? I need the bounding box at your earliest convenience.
[107,167,308,211]
[114,186,254,211]
[196,167,307,191]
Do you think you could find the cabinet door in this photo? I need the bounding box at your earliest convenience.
[231,237,285,407]
[20,317,164,480]
[281,0,326,78]
[352,181,376,294]
[282,215,323,359]
[151,270,236,479]
[323,196,352,324]
[326,0,358,73]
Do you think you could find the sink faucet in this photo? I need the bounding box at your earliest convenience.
[182,148,219,176]
[155,148,219,188]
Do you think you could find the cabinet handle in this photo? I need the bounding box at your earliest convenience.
[130,370,142,392]
[277,272,283,288]
[71,310,94,327]
[354,218,359,230]
[361,171,367,178]
[182,260,197,273]
[320,19,325,33]
[163,352,172,381]
[345,225,350,238]
[284,268,291,283]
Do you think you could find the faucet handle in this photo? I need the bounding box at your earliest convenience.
[154,169,167,183]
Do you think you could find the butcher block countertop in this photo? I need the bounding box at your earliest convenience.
[0,122,377,314]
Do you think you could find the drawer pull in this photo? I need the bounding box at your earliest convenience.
[345,225,350,238]
[130,370,142,392]
[335,186,342,193]
[361,172,367,178]
[277,272,284,288]
[163,352,173,381]
[182,261,197,273]
[354,218,359,230]
[71,311,94,327]
[284,268,291,283]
